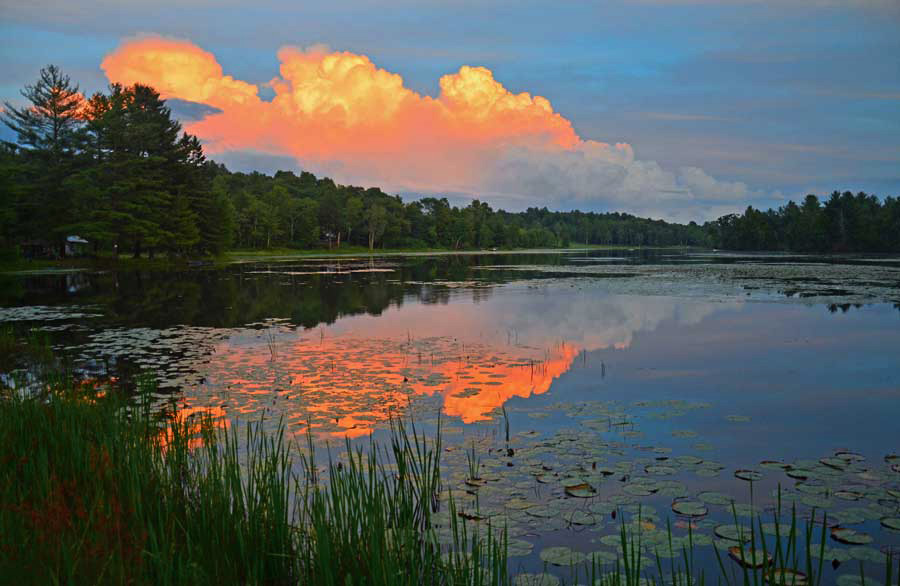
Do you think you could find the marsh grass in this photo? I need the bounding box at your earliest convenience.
[1,370,895,586]
[0,325,53,372]
[0,374,507,585]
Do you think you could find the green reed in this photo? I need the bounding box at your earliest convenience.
[1,370,896,586]
[0,374,506,585]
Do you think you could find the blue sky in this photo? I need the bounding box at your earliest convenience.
[2,0,898,221]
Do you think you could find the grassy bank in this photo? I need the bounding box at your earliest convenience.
[222,244,686,263]
[1,371,895,585]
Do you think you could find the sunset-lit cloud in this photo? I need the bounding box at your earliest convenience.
[102,35,770,218]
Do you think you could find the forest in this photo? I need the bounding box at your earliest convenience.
[2,66,897,259]
[706,193,900,252]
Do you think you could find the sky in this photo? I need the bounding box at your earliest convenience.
[1,0,898,222]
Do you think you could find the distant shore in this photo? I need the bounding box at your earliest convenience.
[1,244,699,274]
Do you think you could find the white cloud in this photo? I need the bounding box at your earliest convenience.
[480,142,777,221]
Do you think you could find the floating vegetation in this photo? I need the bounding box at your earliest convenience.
[715,524,751,542]
[539,546,586,566]
[0,304,103,322]
[672,499,708,518]
[735,468,764,482]
[728,545,773,568]
[765,568,809,585]
[832,528,875,545]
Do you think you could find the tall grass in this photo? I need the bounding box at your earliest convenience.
[1,371,895,585]
[0,375,506,585]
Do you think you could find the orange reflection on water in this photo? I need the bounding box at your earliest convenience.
[159,405,230,449]
[207,334,581,438]
[440,342,580,423]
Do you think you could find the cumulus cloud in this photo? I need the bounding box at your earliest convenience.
[101,36,770,220]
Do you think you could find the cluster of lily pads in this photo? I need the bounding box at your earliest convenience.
[396,399,900,584]
[473,260,900,306]
[0,304,102,322]
[181,330,563,437]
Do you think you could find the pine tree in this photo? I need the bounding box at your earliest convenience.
[1,65,84,254]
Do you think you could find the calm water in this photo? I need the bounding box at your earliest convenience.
[3,250,900,582]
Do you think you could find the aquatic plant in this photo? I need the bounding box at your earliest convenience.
[2,368,897,586]
[0,374,507,585]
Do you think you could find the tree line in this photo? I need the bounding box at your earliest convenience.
[2,66,896,258]
[706,193,900,252]
[204,166,712,251]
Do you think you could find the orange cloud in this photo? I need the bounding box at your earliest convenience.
[101,37,259,109]
[101,35,761,218]
[100,36,621,194]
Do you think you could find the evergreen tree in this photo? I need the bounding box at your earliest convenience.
[2,65,84,254]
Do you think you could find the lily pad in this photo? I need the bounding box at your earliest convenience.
[565,482,597,498]
[764,569,808,586]
[525,505,554,518]
[561,476,587,488]
[567,511,596,525]
[799,495,833,509]
[589,550,619,564]
[735,469,763,482]
[514,573,561,586]
[645,465,677,475]
[830,527,873,545]
[507,538,535,557]
[698,491,733,506]
[728,503,762,517]
[623,483,658,496]
[820,457,848,470]
[539,546,587,566]
[715,524,751,542]
[675,455,704,465]
[672,500,708,517]
[881,517,900,531]
[600,534,623,548]
[834,490,863,501]
[728,546,772,569]
[760,460,787,470]
[795,482,827,495]
[848,546,886,563]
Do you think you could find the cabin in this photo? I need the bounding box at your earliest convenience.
[65,235,89,257]
[20,235,90,258]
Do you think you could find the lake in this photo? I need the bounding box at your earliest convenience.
[2,249,899,583]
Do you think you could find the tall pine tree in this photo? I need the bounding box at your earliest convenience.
[1,65,83,255]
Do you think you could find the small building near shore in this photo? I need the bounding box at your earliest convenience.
[65,236,89,257]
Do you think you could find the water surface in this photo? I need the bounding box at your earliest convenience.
[3,250,899,582]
